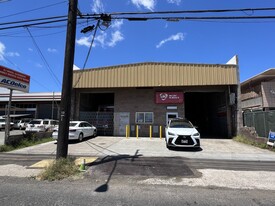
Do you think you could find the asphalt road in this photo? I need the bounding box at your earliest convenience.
[0,153,275,172]
[1,154,275,205]
[0,176,275,206]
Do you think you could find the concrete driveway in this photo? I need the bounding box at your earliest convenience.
[7,136,275,161]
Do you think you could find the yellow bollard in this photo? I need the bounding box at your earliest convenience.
[125,125,129,138]
[159,126,162,139]
[149,125,152,139]
[136,125,139,139]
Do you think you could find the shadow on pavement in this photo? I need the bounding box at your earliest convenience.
[90,150,142,193]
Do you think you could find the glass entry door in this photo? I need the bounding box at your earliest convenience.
[166,112,178,125]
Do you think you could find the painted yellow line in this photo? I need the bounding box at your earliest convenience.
[29,157,98,169]
[29,159,55,168]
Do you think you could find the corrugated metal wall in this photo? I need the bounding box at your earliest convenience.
[73,62,237,88]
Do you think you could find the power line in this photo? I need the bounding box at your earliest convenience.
[26,27,61,88]
[74,20,100,87]
[0,20,93,38]
[113,15,275,21]
[0,15,68,26]
[0,18,68,31]
[2,56,52,91]
[107,7,275,16]
[1,7,275,31]
[0,1,67,19]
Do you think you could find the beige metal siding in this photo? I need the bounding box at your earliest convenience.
[73,62,237,88]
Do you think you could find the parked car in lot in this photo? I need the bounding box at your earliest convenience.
[0,118,14,131]
[165,118,200,149]
[25,119,58,133]
[52,121,97,141]
[13,119,31,130]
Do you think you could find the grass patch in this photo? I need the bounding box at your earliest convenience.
[37,157,81,181]
[233,135,275,152]
[0,137,53,152]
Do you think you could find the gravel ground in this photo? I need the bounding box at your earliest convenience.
[0,164,42,178]
[1,165,275,190]
[139,169,275,190]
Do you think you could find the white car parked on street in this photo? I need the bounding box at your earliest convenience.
[13,119,30,130]
[25,119,58,133]
[52,121,97,141]
[0,118,14,131]
[165,118,200,149]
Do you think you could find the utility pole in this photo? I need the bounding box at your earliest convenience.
[56,0,78,159]
[235,55,243,135]
[4,89,12,145]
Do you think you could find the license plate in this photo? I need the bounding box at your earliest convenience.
[181,139,188,144]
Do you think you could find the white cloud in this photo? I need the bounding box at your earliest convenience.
[94,32,107,47]
[91,0,104,13]
[107,31,124,47]
[6,52,20,57]
[77,2,125,49]
[156,32,185,48]
[111,20,124,30]
[0,42,20,60]
[76,36,92,47]
[28,48,33,52]
[35,63,43,68]
[0,42,6,61]
[167,0,181,5]
[47,48,57,53]
[131,0,156,11]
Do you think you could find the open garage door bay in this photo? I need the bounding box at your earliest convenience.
[185,92,229,138]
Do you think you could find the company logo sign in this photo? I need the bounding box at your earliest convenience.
[0,65,30,92]
[1,79,27,89]
[155,92,184,104]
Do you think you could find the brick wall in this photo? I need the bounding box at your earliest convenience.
[114,88,184,137]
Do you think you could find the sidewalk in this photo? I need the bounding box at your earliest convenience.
[2,136,275,189]
[7,136,275,161]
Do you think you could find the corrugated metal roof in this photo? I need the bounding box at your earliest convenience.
[73,62,237,88]
[0,92,61,102]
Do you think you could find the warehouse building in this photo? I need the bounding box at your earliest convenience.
[0,89,61,120]
[71,59,240,138]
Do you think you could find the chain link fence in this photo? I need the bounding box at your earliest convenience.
[243,110,275,137]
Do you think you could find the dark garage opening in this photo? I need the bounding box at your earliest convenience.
[185,92,228,138]
[79,93,114,136]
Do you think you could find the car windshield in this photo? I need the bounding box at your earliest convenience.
[29,120,42,124]
[70,123,78,127]
[169,120,193,128]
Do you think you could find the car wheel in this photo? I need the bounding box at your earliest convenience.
[78,133,84,142]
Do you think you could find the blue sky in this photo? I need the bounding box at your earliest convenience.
[0,0,275,92]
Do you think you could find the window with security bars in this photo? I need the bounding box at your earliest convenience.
[135,112,153,124]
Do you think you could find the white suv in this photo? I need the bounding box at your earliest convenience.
[25,119,58,133]
[165,118,200,149]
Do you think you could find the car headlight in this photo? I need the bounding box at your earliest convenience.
[168,131,176,136]
[193,132,200,137]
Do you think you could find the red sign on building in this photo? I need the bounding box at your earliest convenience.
[155,92,184,104]
[0,65,30,92]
